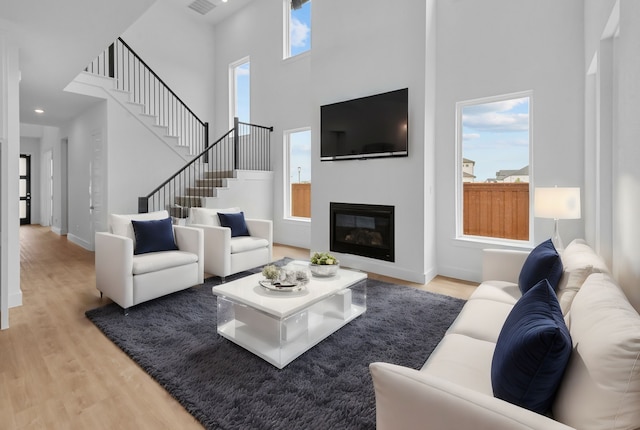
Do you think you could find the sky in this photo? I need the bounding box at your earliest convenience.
[290,2,311,56]
[289,129,311,183]
[235,62,250,123]
[462,96,530,182]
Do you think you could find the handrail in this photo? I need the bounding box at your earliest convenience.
[114,38,206,129]
[146,129,233,198]
[86,38,209,155]
[139,118,273,215]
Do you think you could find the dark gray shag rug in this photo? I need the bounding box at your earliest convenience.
[86,262,465,430]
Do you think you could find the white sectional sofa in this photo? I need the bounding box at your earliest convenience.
[370,239,640,430]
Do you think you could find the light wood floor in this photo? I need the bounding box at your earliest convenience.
[0,225,477,429]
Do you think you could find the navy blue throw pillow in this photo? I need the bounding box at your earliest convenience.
[131,217,178,255]
[218,211,250,237]
[491,279,572,415]
[518,239,563,294]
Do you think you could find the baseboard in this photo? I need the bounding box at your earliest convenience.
[436,263,481,284]
[67,233,93,251]
[339,256,428,284]
[9,290,22,308]
[51,226,67,236]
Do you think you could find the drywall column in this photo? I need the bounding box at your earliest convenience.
[0,35,22,329]
[613,0,640,311]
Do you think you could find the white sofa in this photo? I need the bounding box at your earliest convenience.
[95,210,204,312]
[370,239,640,430]
[188,207,272,280]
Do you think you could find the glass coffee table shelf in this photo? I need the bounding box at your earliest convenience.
[212,262,367,369]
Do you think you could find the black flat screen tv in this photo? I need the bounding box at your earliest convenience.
[320,88,408,161]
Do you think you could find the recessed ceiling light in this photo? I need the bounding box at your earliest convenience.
[222,0,227,3]
[34,109,44,114]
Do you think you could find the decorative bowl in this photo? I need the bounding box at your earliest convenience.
[310,262,340,277]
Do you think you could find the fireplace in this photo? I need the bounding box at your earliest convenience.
[330,202,395,262]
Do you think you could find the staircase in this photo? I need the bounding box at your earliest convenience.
[139,118,273,217]
[84,38,273,218]
[85,38,208,157]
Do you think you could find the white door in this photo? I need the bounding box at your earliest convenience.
[90,130,105,248]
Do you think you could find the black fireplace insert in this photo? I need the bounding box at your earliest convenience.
[330,202,395,262]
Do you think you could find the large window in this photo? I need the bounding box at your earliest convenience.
[284,0,311,59]
[457,92,532,242]
[229,58,250,128]
[284,128,311,219]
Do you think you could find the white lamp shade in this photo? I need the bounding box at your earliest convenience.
[534,187,581,219]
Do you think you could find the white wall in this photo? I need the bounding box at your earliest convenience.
[60,102,106,249]
[55,84,193,249]
[121,0,216,126]
[435,0,586,282]
[584,0,640,311]
[213,0,312,249]
[0,33,22,328]
[106,94,194,216]
[213,0,434,282]
[310,0,432,282]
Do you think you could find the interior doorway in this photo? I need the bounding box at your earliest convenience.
[19,154,31,225]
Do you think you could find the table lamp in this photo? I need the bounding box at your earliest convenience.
[534,187,581,251]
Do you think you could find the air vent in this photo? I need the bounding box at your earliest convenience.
[188,0,216,15]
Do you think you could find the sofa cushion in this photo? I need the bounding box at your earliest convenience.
[230,236,270,254]
[110,210,170,246]
[518,239,563,293]
[552,273,640,430]
[556,239,609,316]
[422,333,496,396]
[445,298,514,344]
[131,217,178,255]
[467,280,521,305]
[132,251,198,275]
[557,265,596,317]
[218,211,250,237]
[491,279,572,415]
[189,207,240,226]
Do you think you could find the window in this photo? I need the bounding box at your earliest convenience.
[284,0,311,59]
[284,128,311,219]
[457,92,532,242]
[229,58,250,129]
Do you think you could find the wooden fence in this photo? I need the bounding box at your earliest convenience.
[291,183,311,218]
[463,182,529,240]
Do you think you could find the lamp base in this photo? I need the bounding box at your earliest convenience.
[551,219,564,252]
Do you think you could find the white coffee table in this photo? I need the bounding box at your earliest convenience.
[212,262,367,369]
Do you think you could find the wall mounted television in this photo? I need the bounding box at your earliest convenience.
[320,88,408,161]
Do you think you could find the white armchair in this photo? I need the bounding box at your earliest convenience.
[95,210,204,312]
[188,207,272,280]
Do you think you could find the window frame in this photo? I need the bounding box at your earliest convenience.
[228,56,250,130]
[454,90,535,246]
[283,0,311,60]
[283,126,312,222]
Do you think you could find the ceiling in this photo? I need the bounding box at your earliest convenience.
[0,0,253,128]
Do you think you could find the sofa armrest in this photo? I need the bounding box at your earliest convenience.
[174,225,204,284]
[370,363,574,430]
[245,218,272,242]
[246,219,273,259]
[95,232,134,309]
[191,224,232,277]
[482,249,530,283]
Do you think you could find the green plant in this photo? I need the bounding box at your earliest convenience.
[310,252,338,265]
[261,265,280,280]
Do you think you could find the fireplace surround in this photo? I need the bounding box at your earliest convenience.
[330,202,395,262]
